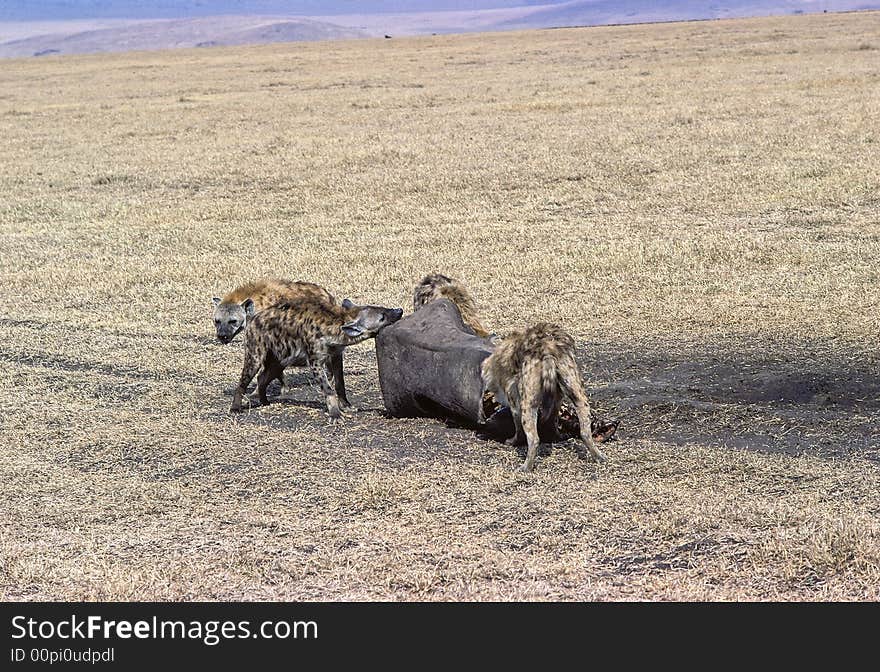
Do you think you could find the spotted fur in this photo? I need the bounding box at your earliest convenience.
[480,322,606,472]
[230,296,403,420]
[211,278,334,344]
[412,273,491,338]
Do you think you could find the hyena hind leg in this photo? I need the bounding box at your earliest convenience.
[256,357,284,407]
[518,367,543,472]
[519,407,541,473]
[559,361,606,463]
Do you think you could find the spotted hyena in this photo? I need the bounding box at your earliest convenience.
[230,296,403,420]
[412,273,492,338]
[211,278,334,344]
[480,322,606,472]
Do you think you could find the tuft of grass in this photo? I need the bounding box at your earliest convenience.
[92,174,137,186]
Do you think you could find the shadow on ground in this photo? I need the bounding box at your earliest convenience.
[220,334,880,463]
[581,338,880,458]
[5,314,878,466]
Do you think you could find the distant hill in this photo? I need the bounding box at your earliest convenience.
[497,0,880,29]
[0,16,366,58]
[2,1,879,58]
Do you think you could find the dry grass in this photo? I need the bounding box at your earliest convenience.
[1,12,879,601]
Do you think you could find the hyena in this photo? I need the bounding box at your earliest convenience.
[211,278,334,344]
[230,296,403,420]
[412,273,492,338]
[480,322,606,472]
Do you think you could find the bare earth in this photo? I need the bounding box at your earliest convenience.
[0,12,879,601]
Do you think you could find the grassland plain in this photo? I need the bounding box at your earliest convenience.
[0,11,878,600]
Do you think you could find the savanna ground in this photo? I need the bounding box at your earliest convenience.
[1,12,879,601]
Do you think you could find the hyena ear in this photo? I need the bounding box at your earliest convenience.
[241,298,255,317]
[212,297,222,306]
[341,321,364,337]
[341,298,356,309]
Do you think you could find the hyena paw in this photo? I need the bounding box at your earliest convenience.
[517,462,536,473]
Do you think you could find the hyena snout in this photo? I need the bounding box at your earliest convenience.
[215,323,239,344]
[340,303,404,338]
[376,307,404,333]
[214,318,243,344]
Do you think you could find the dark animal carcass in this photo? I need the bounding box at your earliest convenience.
[375,299,492,423]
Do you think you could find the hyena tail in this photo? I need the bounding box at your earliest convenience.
[539,355,561,424]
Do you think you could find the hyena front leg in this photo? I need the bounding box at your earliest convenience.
[231,348,261,413]
[501,384,525,446]
[327,351,353,409]
[310,358,342,422]
[559,361,606,463]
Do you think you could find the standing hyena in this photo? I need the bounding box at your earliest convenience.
[230,296,403,420]
[211,278,334,344]
[480,322,606,472]
[412,273,492,338]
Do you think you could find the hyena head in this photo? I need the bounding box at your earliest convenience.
[413,273,453,311]
[211,297,255,344]
[340,299,404,340]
